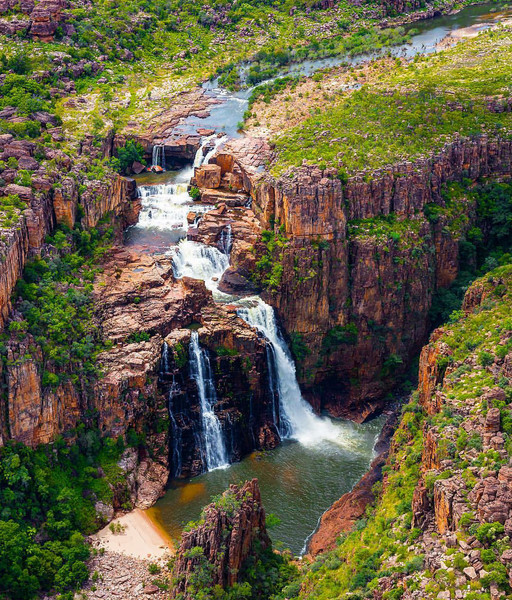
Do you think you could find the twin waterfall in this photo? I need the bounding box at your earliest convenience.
[189,332,229,471]
[170,234,341,471]
[144,134,339,476]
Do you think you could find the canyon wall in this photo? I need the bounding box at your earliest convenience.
[172,479,271,598]
[220,136,511,419]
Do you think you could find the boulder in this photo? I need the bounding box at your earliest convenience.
[194,164,221,189]
[131,161,145,174]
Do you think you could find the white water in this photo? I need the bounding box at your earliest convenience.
[236,297,341,446]
[170,235,344,448]
[189,331,229,471]
[135,183,213,235]
[152,145,166,169]
[171,239,230,291]
[219,224,233,256]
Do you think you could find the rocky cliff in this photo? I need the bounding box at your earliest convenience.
[0,131,139,331]
[214,136,511,419]
[300,264,512,599]
[171,479,270,598]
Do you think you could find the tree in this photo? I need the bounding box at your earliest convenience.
[116,140,145,174]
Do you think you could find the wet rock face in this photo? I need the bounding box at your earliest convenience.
[171,479,270,598]
[218,136,512,419]
[160,315,280,478]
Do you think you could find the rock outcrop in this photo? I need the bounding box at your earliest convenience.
[171,479,270,598]
[213,136,511,419]
[0,0,69,41]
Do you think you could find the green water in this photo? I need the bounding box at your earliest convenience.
[147,415,385,555]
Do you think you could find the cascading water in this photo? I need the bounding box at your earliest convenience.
[219,224,233,256]
[189,331,229,471]
[170,235,342,447]
[171,239,230,291]
[127,183,214,248]
[236,298,340,445]
[152,145,166,169]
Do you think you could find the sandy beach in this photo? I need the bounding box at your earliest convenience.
[92,509,174,560]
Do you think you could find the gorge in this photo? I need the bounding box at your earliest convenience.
[0,1,512,599]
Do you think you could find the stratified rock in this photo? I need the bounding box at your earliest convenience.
[194,164,221,189]
[171,479,270,598]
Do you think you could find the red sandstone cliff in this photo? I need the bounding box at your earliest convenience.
[171,479,270,598]
[213,136,511,419]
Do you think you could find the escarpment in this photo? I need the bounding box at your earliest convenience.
[213,135,512,419]
[171,479,271,598]
[300,266,512,599]
[0,132,139,330]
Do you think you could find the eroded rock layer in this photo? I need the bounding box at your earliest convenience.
[216,136,511,418]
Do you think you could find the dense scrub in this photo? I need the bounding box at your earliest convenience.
[9,221,114,389]
[0,430,127,600]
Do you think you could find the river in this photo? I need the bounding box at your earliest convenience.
[127,1,508,556]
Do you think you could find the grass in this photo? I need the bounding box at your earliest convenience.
[299,264,512,600]
[271,26,512,176]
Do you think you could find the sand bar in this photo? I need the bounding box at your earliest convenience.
[92,509,174,560]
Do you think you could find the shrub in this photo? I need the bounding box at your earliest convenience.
[474,522,505,545]
[116,140,145,174]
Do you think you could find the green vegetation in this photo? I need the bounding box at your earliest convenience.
[13,223,114,389]
[176,487,300,600]
[113,140,146,174]
[0,429,126,600]
[321,323,358,354]
[254,227,289,291]
[297,265,512,599]
[430,179,512,325]
[272,27,512,175]
[0,194,27,229]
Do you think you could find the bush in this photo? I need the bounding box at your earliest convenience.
[474,522,505,545]
[116,140,145,174]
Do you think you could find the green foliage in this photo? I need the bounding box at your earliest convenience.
[0,431,125,599]
[189,186,201,200]
[380,353,403,377]
[289,332,311,364]
[255,228,289,291]
[474,522,505,546]
[215,346,239,357]
[272,30,512,175]
[115,140,145,174]
[126,331,151,343]
[321,323,358,354]
[14,224,114,388]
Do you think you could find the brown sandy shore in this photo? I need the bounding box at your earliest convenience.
[92,509,174,560]
[43,511,176,599]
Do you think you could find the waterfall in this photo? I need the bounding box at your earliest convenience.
[237,298,340,445]
[171,239,230,291]
[168,379,183,478]
[189,332,229,471]
[219,224,233,256]
[135,184,212,233]
[152,144,166,169]
[193,135,227,169]
[161,343,183,478]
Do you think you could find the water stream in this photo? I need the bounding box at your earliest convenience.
[137,1,509,553]
[189,332,230,471]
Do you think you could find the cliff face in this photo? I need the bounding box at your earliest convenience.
[172,479,270,598]
[1,245,279,487]
[218,136,511,419]
[299,265,512,599]
[0,129,139,331]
